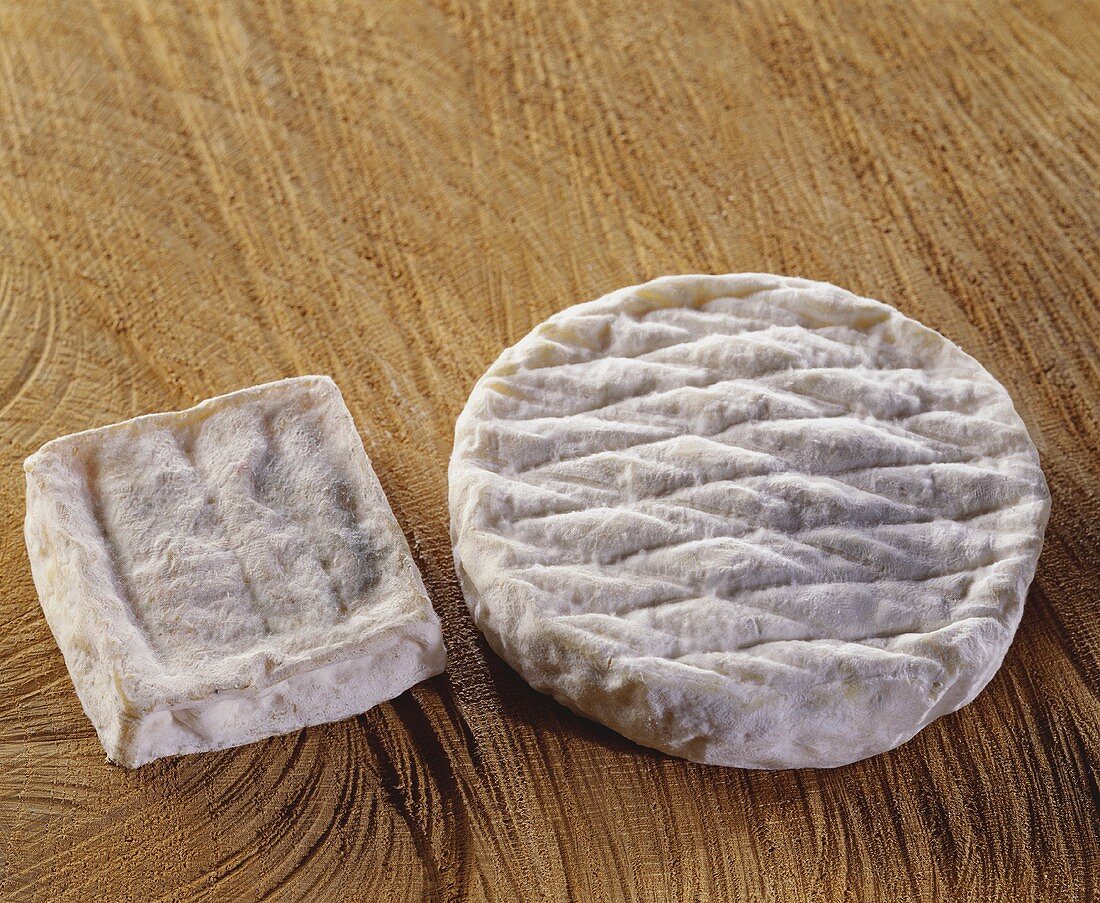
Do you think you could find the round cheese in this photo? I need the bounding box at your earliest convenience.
[449,274,1049,768]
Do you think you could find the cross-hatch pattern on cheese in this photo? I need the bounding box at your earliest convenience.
[449,275,1049,769]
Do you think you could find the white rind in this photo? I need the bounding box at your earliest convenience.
[449,274,1049,769]
[25,376,445,768]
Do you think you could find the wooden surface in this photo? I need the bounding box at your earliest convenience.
[1,1,1097,900]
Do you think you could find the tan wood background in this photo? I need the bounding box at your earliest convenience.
[1,1,1097,900]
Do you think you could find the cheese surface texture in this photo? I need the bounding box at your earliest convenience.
[449,274,1049,769]
[25,376,445,767]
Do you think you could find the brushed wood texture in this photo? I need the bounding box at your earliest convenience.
[1,1,1097,901]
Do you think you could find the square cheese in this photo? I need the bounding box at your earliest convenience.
[24,375,445,767]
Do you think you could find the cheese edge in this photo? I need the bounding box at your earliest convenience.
[120,616,446,768]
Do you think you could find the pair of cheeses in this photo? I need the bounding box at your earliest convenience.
[25,275,1049,769]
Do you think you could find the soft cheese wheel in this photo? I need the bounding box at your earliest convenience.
[449,274,1050,769]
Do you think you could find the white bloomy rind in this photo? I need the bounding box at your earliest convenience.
[449,274,1049,769]
[25,376,445,767]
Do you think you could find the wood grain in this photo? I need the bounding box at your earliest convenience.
[0,1,1097,900]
